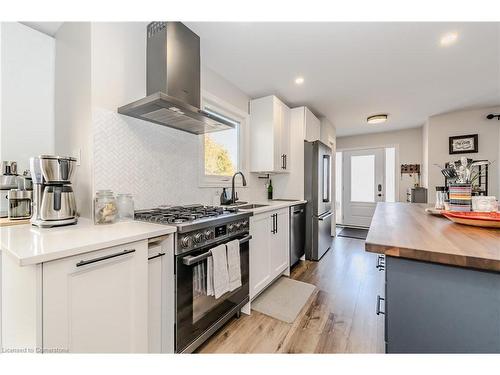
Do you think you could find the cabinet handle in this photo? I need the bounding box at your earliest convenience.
[148,252,165,261]
[271,213,277,234]
[281,154,285,169]
[376,295,385,315]
[284,155,287,169]
[376,254,385,271]
[76,249,136,267]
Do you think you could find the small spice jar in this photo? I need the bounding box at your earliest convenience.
[8,189,32,219]
[94,190,118,224]
[116,193,134,221]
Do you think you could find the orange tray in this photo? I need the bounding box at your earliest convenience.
[442,211,500,228]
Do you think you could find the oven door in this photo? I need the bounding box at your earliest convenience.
[175,233,250,353]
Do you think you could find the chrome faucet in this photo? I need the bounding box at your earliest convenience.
[231,171,247,204]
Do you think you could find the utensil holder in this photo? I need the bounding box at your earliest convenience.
[448,183,472,212]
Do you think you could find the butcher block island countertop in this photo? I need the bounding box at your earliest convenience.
[365,202,500,272]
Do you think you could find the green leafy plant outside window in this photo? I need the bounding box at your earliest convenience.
[204,135,236,176]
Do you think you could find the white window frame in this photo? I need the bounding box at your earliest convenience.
[198,91,249,188]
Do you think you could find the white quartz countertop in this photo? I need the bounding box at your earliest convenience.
[0,218,177,266]
[238,199,307,215]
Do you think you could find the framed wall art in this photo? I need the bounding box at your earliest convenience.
[449,134,478,154]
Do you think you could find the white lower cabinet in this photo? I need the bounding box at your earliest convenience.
[249,208,290,300]
[270,209,289,277]
[249,214,272,298]
[147,236,175,353]
[42,241,149,353]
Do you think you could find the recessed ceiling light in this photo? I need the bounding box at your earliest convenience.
[294,76,304,85]
[367,114,388,124]
[440,32,458,47]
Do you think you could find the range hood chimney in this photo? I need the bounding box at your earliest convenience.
[117,22,235,135]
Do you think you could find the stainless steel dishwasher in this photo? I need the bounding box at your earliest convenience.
[290,203,306,267]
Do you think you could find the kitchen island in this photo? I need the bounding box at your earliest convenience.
[366,202,500,353]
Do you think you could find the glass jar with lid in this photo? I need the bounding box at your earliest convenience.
[8,189,32,220]
[116,193,134,221]
[435,186,447,210]
[94,190,118,224]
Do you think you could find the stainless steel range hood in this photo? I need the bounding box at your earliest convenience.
[117,22,235,135]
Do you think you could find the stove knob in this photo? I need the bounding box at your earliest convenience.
[243,220,249,228]
[228,224,236,233]
[204,230,213,240]
[236,222,242,230]
[181,236,191,248]
[194,233,203,244]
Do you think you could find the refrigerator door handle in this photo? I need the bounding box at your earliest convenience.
[322,154,331,203]
[318,211,333,221]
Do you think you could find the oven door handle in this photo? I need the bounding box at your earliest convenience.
[181,235,252,266]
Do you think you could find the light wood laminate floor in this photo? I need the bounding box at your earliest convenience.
[197,236,385,353]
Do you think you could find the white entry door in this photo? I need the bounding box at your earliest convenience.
[342,148,385,227]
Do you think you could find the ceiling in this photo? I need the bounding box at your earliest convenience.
[21,22,63,36]
[186,22,500,137]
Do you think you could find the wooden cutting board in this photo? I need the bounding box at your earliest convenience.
[0,217,30,227]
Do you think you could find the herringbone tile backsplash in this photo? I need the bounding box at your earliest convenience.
[93,108,215,209]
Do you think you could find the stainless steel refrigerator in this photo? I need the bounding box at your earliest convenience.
[304,140,333,261]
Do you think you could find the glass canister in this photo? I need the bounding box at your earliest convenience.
[117,193,134,221]
[8,189,32,219]
[94,190,118,224]
[435,186,447,210]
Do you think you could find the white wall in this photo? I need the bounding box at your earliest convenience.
[425,106,500,202]
[54,22,92,218]
[337,127,423,202]
[422,120,429,188]
[90,23,266,209]
[0,22,55,173]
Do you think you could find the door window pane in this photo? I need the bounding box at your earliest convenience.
[351,155,375,202]
[335,152,342,223]
[203,108,239,177]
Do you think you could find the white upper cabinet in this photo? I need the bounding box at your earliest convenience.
[250,95,291,173]
[303,107,321,142]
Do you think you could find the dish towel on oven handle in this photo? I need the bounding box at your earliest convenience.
[226,239,242,291]
[210,244,230,299]
[207,256,214,296]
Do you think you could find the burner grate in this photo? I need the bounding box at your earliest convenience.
[134,204,227,224]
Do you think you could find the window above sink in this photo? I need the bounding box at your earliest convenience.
[198,91,250,188]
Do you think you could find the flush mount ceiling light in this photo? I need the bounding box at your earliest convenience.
[367,114,388,124]
[294,76,304,85]
[440,32,458,46]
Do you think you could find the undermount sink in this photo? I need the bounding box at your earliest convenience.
[237,204,269,209]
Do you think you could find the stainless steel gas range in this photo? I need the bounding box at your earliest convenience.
[135,205,252,353]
